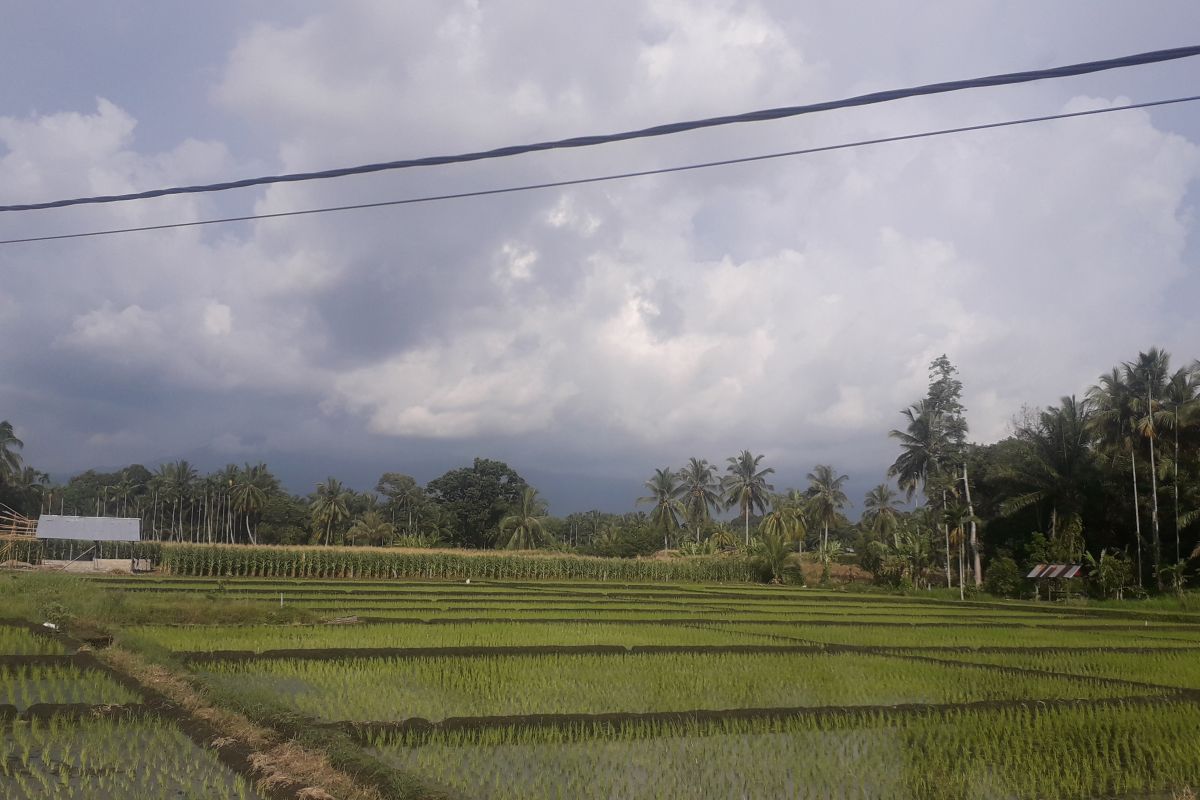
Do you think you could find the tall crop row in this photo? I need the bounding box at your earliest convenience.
[159,543,756,583]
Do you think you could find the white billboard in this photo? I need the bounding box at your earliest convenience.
[36,515,141,542]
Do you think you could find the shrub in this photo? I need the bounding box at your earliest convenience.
[984,554,1022,598]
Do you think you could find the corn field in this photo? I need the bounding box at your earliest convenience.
[159,542,756,582]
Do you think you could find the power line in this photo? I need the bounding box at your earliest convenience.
[1,94,1196,247]
[3,44,1199,213]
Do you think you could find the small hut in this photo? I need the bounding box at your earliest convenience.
[1026,563,1085,601]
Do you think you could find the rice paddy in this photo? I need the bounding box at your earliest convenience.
[6,573,1200,798]
[0,714,259,799]
[0,664,139,710]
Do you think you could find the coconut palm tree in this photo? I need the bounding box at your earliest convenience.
[1160,365,1200,562]
[1088,367,1145,584]
[753,531,797,584]
[998,396,1094,559]
[497,487,548,550]
[232,466,269,545]
[638,468,686,549]
[310,478,350,545]
[154,460,197,541]
[1127,348,1170,587]
[347,510,397,547]
[761,495,807,553]
[677,458,722,543]
[888,401,948,499]
[862,483,903,542]
[8,467,48,516]
[722,451,774,545]
[806,465,850,551]
[888,400,955,586]
[0,421,22,484]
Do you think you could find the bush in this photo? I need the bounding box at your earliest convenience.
[984,554,1022,598]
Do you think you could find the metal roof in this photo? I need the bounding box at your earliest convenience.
[1026,563,1084,579]
[36,515,141,542]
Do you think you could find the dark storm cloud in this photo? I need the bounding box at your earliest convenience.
[2,1,1200,514]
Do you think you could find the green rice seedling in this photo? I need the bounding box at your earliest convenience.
[906,648,1200,690]
[1,713,260,799]
[705,622,1200,649]
[366,699,1200,800]
[122,621,780,652]
[0,628,67,656]
[197,651,1156,723]
[0,665,139,710]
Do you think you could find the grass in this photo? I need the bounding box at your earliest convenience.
[0,572,317,637]
[197,651,1159,723]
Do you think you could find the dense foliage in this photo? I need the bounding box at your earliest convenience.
[2,346,1197,595]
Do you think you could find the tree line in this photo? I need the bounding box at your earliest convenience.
[1,346,1196,595]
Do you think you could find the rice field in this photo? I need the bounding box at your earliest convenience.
[0,665,139,710]
[0,620,261,799]
[10,573,1200,798]
[369,701,1200,800]
[0,714,259,799]
[198,650,1160,723]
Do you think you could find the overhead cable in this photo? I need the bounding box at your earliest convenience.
[2,44,1199,213]
[2,94,1195,246]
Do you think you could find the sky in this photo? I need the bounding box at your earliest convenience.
[2,1,1199,515]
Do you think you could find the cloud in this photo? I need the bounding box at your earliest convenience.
[2,1,1199,510]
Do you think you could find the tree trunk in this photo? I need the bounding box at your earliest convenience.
[1132,450,1143,587]
[963,462,980,587]
[958,532,965,601]
[941,489,951,589]
[1143,379,1161,589]
[744,508,749,546]
[1174,422,1180,563]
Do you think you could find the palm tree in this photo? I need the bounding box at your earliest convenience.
[1160,365,1199,562]
[1088,367,1145,584]
[232,466,269,545]
[722,451,775,545]
[677,458,722,543]
[497,487,548,550]
[154,460,197,541]
[888,400,954,587]
[347,510,397,547]
[753,531,797,584]
[8,467,48,516]
[806,465,849,551]
[862,483,903,542]
[376,473,425,534]
[888,401,946,501]
[1127,348,1170,587]
[760,494,807,553]
[310,478,350,545]
[998,396,1094,560]
[0,421,22,484]
[638,468,686,549]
